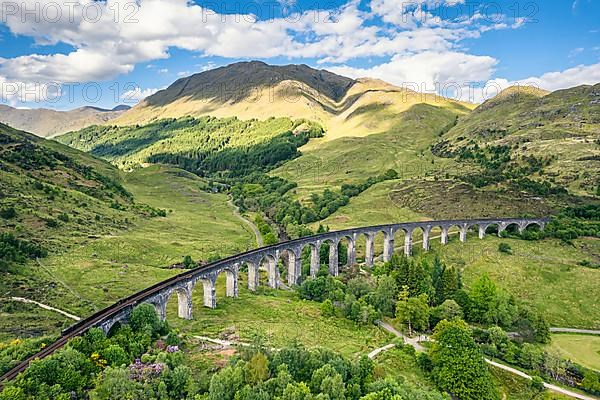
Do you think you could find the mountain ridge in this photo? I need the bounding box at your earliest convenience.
[113,61,474,140]
[0,104,130,138]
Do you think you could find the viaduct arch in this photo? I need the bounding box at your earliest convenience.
[0,217,548,385]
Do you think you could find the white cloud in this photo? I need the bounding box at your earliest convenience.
[121,87,159,103]
[503,63,600,92]
[0,0,528,88]
[330,55,600,103]
[329,50,497,90]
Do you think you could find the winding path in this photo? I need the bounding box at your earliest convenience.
[2,297,81,321]
[550,328,600,335]
[375,321,598,400]
[227,196,263,248]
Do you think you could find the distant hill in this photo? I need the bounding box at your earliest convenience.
[434,84,600,196]
[114,61,473,140]
[0,104,130,138]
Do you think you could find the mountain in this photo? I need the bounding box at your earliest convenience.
[434,84,600,196]
[114,61,473,140]
[0,104,130,138]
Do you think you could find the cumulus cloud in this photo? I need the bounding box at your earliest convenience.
[329,50,497,93]
[330,55,600,103]
[0,0,528,89]
[122,87,159,103]
[2,0,590,107]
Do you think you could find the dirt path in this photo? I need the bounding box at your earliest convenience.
[3,297,81,321]
[485,360,598,400]
[227,196,263,248]
[376,320,427,352]
[550,328,600,335]
[375,320,598,400]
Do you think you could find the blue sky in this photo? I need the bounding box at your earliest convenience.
[0,0,598,109]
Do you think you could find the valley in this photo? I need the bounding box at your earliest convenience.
[1,62,599,400]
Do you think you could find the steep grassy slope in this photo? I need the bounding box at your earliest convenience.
[273,103,467,197]
[435,84,600,196]
[0,123,158,252]
[34,165,256,313]
[0,164,255,339]
[0,123,170,337]
[56,116,323,174]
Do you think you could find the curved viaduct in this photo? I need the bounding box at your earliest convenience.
[0,217,548,384]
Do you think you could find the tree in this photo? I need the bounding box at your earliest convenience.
[0,386,26,400]
[89,367,142,400]
[129,303,161,334]
[436,266,459,304]
[101,345,129,367]
[469,274,497,323]
[581,370,600,393]
[519,343,544,370]
[370,275,397,317]
[430,299,463,327]
[395,286,429,336]
[246,353,269,385]
[429,319,499,400]
[280,382,313,400]
[209,363,245,400]
[533,314,551,344]
[264,232,278,245]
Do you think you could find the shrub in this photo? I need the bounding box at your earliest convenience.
[498,243,512,254]
[57,213,69,223]
[45,218,58,228]
[0,207,16,219]
[530,375,545,392]
[320,299,336,317]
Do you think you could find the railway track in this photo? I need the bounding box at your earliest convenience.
[0,217,547,387]
[0,248,257,386]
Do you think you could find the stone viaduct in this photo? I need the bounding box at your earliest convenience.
[88,217,548,334]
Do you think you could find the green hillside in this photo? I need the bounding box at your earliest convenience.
[56,116,323,175]
[0,123,164,255]
[0,123,169,338]
[434,84,600,197]
[273,103,464,197]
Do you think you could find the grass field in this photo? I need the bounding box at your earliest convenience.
[420,235,600,329]
[313,180,427,230]
[167,273,392,359]
[490,367,571,400]
[0,301,71,342]
[549,334,600,371]
[11,165,255,329]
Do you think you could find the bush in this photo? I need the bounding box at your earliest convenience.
[320,299,336,317]
[530,375,545,392]
[45,218,58,228]
[57,213,69,223]
[498,243,512,254]
[0,207,16,219]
